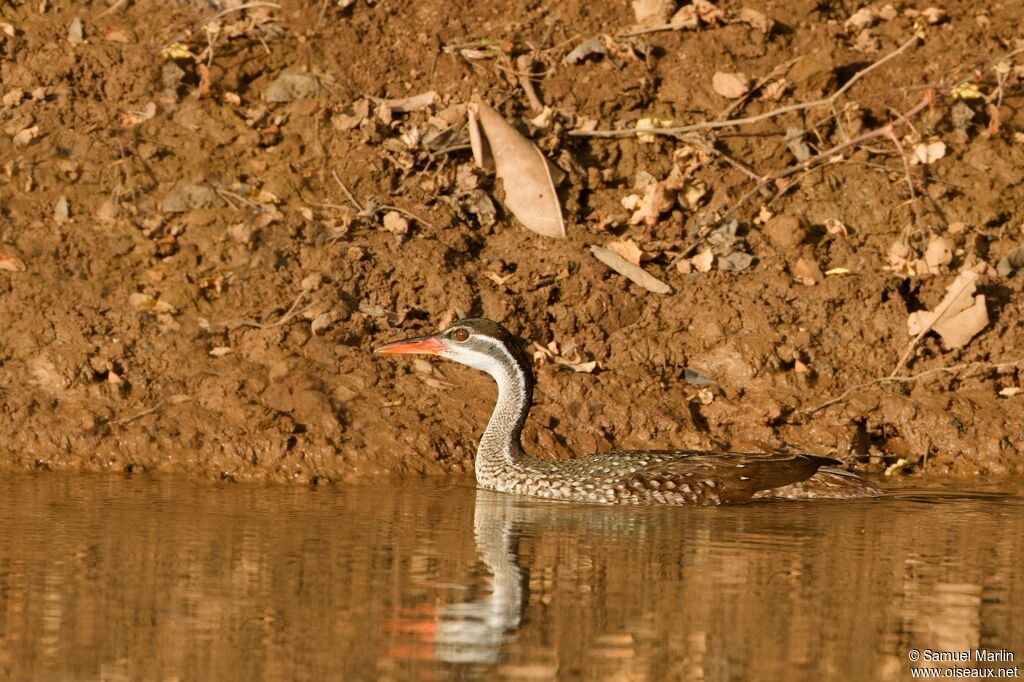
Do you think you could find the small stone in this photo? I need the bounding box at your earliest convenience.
[763,214,807,251]
[264,69,320,102]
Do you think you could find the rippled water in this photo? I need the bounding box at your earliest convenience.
[1,474,1022,681]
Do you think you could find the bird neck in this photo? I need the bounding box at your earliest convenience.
[475,347,534,481]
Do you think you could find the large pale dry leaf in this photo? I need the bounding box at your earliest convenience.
[906,271,989,349]
[474,102,565,238]
[591,245,671,294]
[712,71,750,99]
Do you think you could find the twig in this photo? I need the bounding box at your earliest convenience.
[377,204,436,230]
[97,0,129,19]
[683,134,762,182]
[883,125,922,232]
[570,32,923,139]
[515,55,545,113]
[332,170,365,212]
[198,1,280,28]
[724,93,932,216]
[215,187,261,210]
[718,57,800,120]
[332,170,435,228]
[111,395,191,426]
[205,290,310,332]
[798,359,1024,417]
[233,289,310,330]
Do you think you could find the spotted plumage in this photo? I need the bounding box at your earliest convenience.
[376,318,881,506]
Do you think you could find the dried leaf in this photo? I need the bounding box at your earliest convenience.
[590,245,671,294]
[368,91,437,112]
[792,257,823,285]
[717,251,754,272]
[194,63,213,98]
[606,239,644,266]
[712,71,750,99]
[923,236,953,271]
[53,196,70,223]
[474,102,565,238]
[950,82,984,100]
[691,247,714,273]
[333,98,370,131]
[786,127,812,162]
[161,42,196,60]
[738,7,773,32]
[824,218,848,237]
[906,271,988,349]
[467,106,493,171]
[103,27,133,43]
[921,6,947,24]
[629,182,673,225]
[382,211,410,235]
[129,292,178,315]
[761,79,787,101]
[0,252,26,272]
[844,7,876,30]
[911,140,946,165]
[620,194,642,211]
[311,311,339,335]
[634,117,671,143]
[670,0,725,29]
[12,125,38,147]
[67,16,84,44]
[484,271,514,286]
[563,37,607,65]
[556,358,598,373]
[632,0,676,25]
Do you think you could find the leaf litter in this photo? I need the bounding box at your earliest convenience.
[906,270,989,350]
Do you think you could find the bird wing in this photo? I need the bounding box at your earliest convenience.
[571,450,836,504]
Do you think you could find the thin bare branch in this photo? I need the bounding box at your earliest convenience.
[570,32,923,139]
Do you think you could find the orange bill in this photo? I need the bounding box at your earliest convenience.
[374,335,445,355]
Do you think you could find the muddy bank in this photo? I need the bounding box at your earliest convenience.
[1,0,1023,483]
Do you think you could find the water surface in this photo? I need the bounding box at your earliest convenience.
[1,474,1022,681]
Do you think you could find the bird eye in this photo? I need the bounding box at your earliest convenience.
[452,328,470,342]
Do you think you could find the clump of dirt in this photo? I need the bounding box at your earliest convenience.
[1,0,1022,484]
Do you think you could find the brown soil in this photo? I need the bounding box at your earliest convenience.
[1,0,1023,484]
